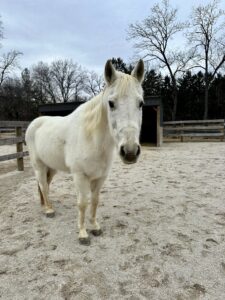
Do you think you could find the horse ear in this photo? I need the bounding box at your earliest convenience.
[131,59,144,83]
[104,60,117,85]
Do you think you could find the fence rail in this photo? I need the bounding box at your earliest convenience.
[0,121,29,170]
[163,119,225,142]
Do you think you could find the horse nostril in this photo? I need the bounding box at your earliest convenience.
[136,145,141,157]
[120,146,126,158]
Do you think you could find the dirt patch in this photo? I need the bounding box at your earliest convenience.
[0,143,225,299]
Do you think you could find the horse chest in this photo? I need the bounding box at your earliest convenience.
[71,148,113,180]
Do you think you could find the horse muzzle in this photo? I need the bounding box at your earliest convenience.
[119,143,141,164]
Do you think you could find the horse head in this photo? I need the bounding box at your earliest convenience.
[104,59,144,164]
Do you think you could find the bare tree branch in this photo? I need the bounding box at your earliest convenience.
[187,0,225,119]
[127,0,192,120]
[32,62,58,103]
[32,59,87,103]
[0,50,22,87]
[84,71,104,98]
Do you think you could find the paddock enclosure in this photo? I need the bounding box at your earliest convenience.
[1,143,225,299]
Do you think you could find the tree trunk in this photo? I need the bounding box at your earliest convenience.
[171,87,178,121]
[203,84,209,120]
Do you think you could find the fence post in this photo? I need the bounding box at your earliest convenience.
[16,126,24,171]
[180,122,184,142]
[223,122,225,142]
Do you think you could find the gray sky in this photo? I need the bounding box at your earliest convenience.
[1,0,225,74]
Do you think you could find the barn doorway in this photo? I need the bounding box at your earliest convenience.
[140,96,162,146]
[141,106,157,144]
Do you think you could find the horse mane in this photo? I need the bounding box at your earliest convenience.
[83,92,106,137]
[83,72,137,137]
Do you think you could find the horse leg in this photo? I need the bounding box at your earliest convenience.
[73,174,91,245]
[37,168,56,209]
[38,184,45,206]
[35,166,55,217]
[89,177,106,236]
[47,168,56,186]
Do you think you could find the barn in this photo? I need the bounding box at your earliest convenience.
[38,96,162,146]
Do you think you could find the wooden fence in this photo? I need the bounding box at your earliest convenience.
[163,119,225,142]
[0,121,29,170]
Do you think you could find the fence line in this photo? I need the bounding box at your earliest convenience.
[163,119,225,142]
[0,121,29,171]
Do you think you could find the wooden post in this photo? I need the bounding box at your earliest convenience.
[16,126,24,171]
[156,106,162,147]
[222,122,225,142]
[181,122,184,142]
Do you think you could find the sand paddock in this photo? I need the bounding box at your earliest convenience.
[0,143,225,299]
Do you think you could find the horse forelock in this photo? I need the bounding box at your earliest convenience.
[111,72,139,98]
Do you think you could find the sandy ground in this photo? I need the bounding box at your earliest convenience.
[0,143,225,300]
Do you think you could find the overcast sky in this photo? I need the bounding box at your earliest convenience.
[1,0,225,75]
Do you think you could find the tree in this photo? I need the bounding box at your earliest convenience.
[32,62,57,103]
[0,16,22,88]
[161,75,174,121]
[85,71,104,97]
[0,77,37,120]
[0,50,22,88]
[143,69,162,97]
[0,78,22,120]
[177,71,204,120]
[70,64,87,101]
[111,57,132,74]
[187,0,225,119]
[21,68,32,100]
[32,60,87,103]
[21,68,38,118]
[208,73,225,118]
[127,0,194,120]
[51,59,85,102]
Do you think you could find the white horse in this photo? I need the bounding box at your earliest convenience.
[25,59,144,244]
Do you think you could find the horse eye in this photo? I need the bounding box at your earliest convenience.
[108,101,115,109]
[139,101,144,109]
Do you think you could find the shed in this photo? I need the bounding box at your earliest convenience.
[39,96,162,146]
[141,96,163,146]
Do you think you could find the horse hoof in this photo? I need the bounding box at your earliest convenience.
[79,237,91,246]
[45,210,55,218]
[91,229,102,236]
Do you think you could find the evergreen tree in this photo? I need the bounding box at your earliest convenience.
[143,69,162,97]
[111,57,132,74]
[177,71,204,120]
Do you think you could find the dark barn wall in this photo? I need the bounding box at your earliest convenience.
[39,102,82,117]
[43,110,70,117]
